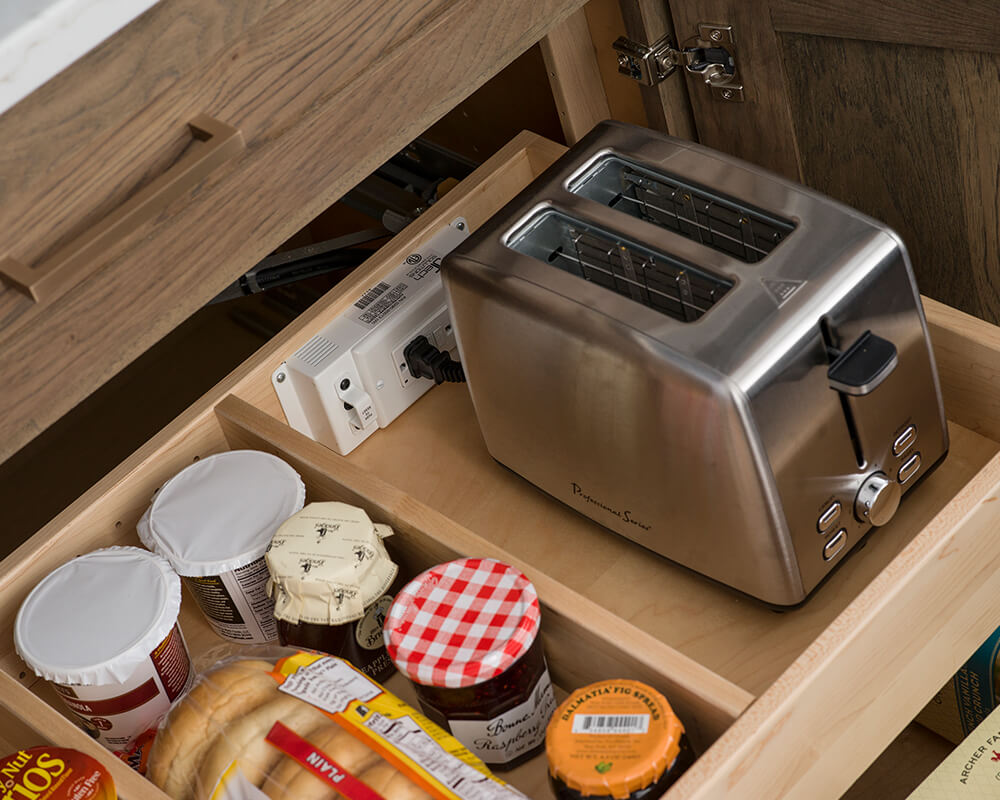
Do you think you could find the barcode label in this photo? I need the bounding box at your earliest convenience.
[571,714,650,735]
[357,283,407,326]
[354,281,391,309]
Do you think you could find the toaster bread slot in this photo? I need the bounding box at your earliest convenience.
[568,156,794,263]
[507,210,731,322]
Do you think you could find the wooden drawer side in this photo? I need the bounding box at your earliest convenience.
[672,452,1000,799]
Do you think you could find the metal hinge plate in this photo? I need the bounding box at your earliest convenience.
[613,23,744,102]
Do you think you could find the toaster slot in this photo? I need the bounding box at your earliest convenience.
[507,210,731,322]
[569,156,794,263]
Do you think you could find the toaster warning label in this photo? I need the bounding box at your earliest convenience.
[762,278,805,306]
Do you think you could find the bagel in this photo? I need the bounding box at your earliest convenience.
[195,693,329,800]
[147,659,276,800]
[263,723,382,800]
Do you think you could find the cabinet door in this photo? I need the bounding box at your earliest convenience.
[666,0,1000,323]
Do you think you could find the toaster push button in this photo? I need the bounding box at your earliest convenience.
[898,452,922,484]
[823,529,848,561]
[892,425,917,456]
[817,501,842,533]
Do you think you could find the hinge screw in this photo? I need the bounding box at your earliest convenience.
[710,29,723,41]
[722,89,734,100]
[617,54,630,68]
[276,373,286,383]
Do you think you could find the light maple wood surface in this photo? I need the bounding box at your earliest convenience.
[540,7,612,144]
[581,0,649,128]
[0,0,588,462]
[215,394,751,750]
[618,0,697,139]
[1,131,999,797]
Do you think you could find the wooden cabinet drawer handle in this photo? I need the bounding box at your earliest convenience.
[0,114,244,303]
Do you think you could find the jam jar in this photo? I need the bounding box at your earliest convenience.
[383,558,557,771]
[265,502,399,682]
[545,679,694,799]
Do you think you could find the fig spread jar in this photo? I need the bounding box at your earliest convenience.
[383,558,557,770]
[545,679,694,800]
[265,502,399,681]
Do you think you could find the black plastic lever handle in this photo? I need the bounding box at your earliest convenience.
[827,331,898,396]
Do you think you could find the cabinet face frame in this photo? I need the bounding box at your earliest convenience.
[2,131,1000,798]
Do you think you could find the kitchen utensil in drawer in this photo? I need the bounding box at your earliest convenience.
[441,120,949,606]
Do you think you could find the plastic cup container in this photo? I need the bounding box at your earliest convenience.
[14,547,193,754]
[137,450,305,644]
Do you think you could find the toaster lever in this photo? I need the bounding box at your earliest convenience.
[827,331,898,396]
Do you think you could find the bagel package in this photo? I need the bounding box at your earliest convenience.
[146,651,528,800]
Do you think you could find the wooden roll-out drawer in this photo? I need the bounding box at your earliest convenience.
[3,132,1000,799]
[0,0,586,464]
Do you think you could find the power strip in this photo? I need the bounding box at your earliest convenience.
[271,218,469,455]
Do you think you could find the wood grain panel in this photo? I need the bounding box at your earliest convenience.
[0,0,283,202]
[925,297,1000,442]
[582,0,649,129]
[618,0,696,139]
[666,0,802,179]
[540,7,612,143]
[0,0,446,307]
[0,0,586,461]
[772,0,1000,53]
[780,33,1000,322]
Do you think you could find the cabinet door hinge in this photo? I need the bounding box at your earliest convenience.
[613,23,744,102]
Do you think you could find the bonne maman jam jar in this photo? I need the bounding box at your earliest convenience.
[382,558,557,770]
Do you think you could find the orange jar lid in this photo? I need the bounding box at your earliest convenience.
[546,679,684,799]
[0,747,115,800]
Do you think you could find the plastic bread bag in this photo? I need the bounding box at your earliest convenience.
[146,649,529,800]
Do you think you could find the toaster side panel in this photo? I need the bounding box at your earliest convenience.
[747,236,949,595]
[443,259,807,605]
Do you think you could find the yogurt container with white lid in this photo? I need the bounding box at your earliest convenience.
[137,449,305,644]
[14,546,193,753]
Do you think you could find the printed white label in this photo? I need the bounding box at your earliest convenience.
[224,558,279,643]
[185,557,278,644]
[361,711,527,800]
[53,627,193,751]
[448,668,557,765]
[278,656,382,714]
[571,713,650,735]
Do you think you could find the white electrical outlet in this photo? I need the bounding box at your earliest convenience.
[271,218,469,455]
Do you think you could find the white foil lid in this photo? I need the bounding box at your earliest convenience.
[137,450,306,577]
[14,547,182,686]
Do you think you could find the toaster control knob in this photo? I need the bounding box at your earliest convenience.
[854,472,901,526]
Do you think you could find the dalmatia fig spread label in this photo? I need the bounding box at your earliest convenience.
[0,747,115,800]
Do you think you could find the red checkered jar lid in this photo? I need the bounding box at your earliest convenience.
[383,558,542,689]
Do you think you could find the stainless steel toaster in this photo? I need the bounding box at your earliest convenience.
[441,121,948,606]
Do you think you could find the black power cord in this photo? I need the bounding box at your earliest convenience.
[403,335,466,384]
